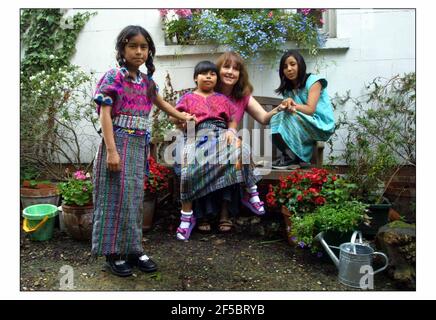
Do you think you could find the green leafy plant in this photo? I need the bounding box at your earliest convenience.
[151,72,178,143]
[59,170,93,206]
[21,64,99,180]
[290,201,367,252]
[330,73,416,204]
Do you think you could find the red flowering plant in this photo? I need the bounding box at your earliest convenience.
[266,168,357,215]
[144,156,171,198]
[267,168,326,214]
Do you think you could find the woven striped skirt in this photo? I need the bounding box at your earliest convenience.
[180,120,261,202]
[270,111,334,163]
[91,128,149,257]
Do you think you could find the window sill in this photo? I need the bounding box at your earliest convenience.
[155,38,350,57]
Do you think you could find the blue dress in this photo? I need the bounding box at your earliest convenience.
[270,74,335,163]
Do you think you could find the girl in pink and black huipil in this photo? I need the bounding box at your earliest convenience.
[92,26,194,277]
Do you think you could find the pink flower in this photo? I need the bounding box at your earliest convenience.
[319,18,325,25]
[74,170,87,181]
[158,9,169,17]
[268,11,273,18]
[300,9,312,16]
[175,9,192,18]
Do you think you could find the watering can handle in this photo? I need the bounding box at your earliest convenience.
[351,231,363,244]
[22,216,49,233]
[372,252,389,275]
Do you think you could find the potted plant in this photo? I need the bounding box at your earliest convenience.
[331,73,416,236]
[20,168,60,211]
[58,169,93,240]
[266,168,357,245]
[290,201,368,256]
[142,157,171,231]
[158,9,328,61]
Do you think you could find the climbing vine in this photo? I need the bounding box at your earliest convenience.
[20,9,97,180]
[20,9,95,76]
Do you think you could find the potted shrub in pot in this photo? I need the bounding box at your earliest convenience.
[290,200,368,258]
[58,170,93,240]
[331,73,416,236]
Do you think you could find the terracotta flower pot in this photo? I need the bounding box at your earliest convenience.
[20,184,60,211]
[61,203,93,241]
[281,206,296,246]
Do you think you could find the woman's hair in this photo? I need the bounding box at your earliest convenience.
[193,60,219,82]
[115,25,157,100]
[275,50,309,96]
[215,51,253,100]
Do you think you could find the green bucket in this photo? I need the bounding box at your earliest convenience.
[22,204,58,241]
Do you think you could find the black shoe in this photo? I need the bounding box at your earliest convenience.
[272,155,285,167]
[105,255,133,277]
[128,254,158,273]
[272,155,299,170]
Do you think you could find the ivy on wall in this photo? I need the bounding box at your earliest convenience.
[20,9,95,76]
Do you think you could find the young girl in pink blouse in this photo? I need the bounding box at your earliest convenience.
[175,61,261,240]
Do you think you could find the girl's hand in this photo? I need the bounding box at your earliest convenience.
[182,112,197,123]
[281,98,298,113]
[106,149,121,172]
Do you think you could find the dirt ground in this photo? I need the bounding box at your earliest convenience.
[20,204,400,292]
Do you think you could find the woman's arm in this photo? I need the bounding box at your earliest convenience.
[100,105,121,172]
[245,96,283,125]
[154,94,196,122]
[282,82,322,116]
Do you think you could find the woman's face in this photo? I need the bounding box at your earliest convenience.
[283,55,299,82]
[195,70,217,92]
[219,59,240,88]
[123,34,149,69]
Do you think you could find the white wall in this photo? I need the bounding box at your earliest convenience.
[70,8,415,163]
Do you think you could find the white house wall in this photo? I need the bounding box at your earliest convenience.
[68,8,415,164]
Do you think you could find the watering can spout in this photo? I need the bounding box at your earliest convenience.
[315,232,339,268]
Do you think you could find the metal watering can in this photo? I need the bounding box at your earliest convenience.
[315,231,389,289]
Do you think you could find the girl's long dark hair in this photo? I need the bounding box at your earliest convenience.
[275,50,309,96]
[115,25,157,101]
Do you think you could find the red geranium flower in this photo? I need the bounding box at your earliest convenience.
[144,156,171,195]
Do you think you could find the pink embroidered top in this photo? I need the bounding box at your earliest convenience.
[176,92,236,125]
[93,67,156,118]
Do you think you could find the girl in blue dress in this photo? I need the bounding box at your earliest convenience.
[270,50,335,169]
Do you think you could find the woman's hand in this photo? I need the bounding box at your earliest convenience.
[106,149,121,172]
